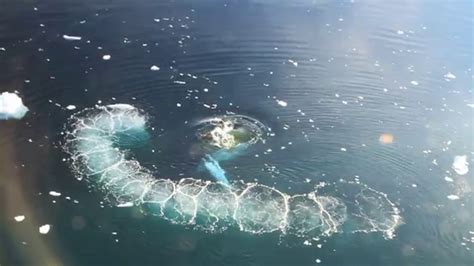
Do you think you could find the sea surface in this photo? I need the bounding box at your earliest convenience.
[0,0,473,265]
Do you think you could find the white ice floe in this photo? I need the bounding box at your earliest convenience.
[276,100,287,107]
[63,35,82,41]
[117,202,133,208]
[150,65,160,71]
[410,80,419,86]
[14,215,26,222]
[0,92,29,120]
[39,224,51,234]
[102,55,111,60]
[444,72,456,81]
[452,155,469,175]
[288,59,298,67]
[66,105,76,110]
[49,191,61,197]
[447,195,460,200]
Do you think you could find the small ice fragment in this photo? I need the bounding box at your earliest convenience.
[316,244,322,248]
[411,184,417,188]
[410,80,419,86]
[63,35,82,41]
[342,100,348,105]
[316,259,321,263]
[452,155,469,175]
[0,47,6,51]
[153,18,160,22]
[49,191,61,197]
[102,55,111,60]
[447,195,460,200]
[303,240,312,246]
[340,147,347,151]
[444,72,456,80]
[444,176,454,182]
[66,105,76,110]
[276,100,287,107]
[117,202,133,208]
[174,81,186,84]
[39,224,51,234]
[150,65,160,71]
[176,103,182,107]
[397,30,404,35]
[288,59,298,67]
[14,215,25,222]
[0,92,29,120]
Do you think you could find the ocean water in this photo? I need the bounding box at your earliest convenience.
[0,0,473,265]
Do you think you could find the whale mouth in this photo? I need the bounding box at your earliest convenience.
[195,114,268,150]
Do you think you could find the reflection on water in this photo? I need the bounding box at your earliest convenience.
[0,0,472,265]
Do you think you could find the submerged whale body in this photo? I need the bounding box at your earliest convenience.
[63,104,402,239]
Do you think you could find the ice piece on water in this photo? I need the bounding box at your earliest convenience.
[444,176,454,182]
[150,65,160,71]
[49,191,61,197]
[63,35,82,41]
[66,105,76,110]
[452,155,469,175]
[14,215,25,222]
[0,92,29,120]
[447,195,460,200]
[117,202,133,207]
[288,59,298,67]
[276,100,288,107]
[444,72,456,81]
[410,80,419,86]
[102,55,111,60]
[39,224,51,234]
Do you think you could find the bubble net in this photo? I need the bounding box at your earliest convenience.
[63,104,402,239]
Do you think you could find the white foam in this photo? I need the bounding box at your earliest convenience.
[63,35,82,41]
[452,155,469,175]
[0,92,29,120]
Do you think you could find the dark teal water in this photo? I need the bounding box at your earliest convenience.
[1,0,473,265]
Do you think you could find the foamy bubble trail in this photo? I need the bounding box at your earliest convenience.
[64,104,402,239]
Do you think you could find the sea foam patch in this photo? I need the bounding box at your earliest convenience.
[0,92,29,120]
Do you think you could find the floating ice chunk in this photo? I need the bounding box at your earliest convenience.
[452,155,469,175]
[66,105,76,110]
[276,100,287,107]
[447,195,460,200]
[14,215,25,222]
[174,81,186,84]
[117,202,133,208]
[102,55,111,60]
[39,224,51,234]
[444,72,456,81]
[316,259,321,263]
[150,65,160,71]
[0,47,6,51]
[63,35,82,41]
[153,18,160,22]
[0,92,29,120]
[49,191,61,197]
[288,59,298,67]
[444,176,454,182]
[396,30,404,35]
[410,80,419,86]
[176,103,182,107]
[340,147,347,151]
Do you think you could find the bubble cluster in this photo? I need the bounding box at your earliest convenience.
[64,104,402,239]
